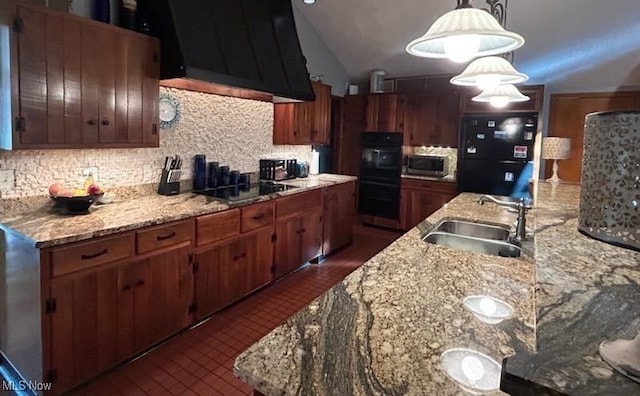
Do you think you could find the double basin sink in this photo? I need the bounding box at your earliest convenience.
[422,219,522,258]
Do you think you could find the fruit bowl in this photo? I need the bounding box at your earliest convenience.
[50,193,104,213]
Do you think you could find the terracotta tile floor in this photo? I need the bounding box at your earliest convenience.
[70,225,400,396]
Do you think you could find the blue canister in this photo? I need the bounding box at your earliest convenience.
[193,155,207,191]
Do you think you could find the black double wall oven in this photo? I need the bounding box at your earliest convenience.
[359,132,403,219]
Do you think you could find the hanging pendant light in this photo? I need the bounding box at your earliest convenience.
[405,0,524,63]
[450,56,528,90]
[472,84,530,108]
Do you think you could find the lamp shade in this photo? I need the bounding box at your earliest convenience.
[450,56,529,89]
[471,84,530,108]
[405,7,525,62]
[542,137,571,160]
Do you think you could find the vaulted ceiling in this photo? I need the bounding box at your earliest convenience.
[294,0,640,92]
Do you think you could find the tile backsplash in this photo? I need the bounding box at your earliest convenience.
[0,87,312,199]
[411,146,458,177]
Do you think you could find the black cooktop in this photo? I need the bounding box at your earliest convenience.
[194,181,298,202]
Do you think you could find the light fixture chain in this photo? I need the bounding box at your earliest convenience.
[484,0,507,27]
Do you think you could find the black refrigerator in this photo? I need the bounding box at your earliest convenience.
[458,114,537,198]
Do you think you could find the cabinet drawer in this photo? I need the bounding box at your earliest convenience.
[241,201,274,233]
[136,220,194,254]
[196,209,241,247]
[50,233,135,277]
[276,190,322,220]
[401,178,458,194]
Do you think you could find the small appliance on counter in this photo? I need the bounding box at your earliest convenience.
[193,180,298,203]
[259,159,297,181]
[406,155,449,177]
[158,154,183,196]
[295,161,310,178]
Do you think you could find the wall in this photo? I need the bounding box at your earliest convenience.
[292,3,350,97]
[0,88,312,199]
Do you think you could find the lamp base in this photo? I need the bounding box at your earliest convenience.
[545,159,563,184]
[599,334,640,383]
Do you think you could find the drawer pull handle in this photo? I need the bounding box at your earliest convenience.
[240,252,246,258]
[81,249,108,260]
[121,285,131,292]
[252,214,265,220]
[136,280,145,287]
[156,232,176,241]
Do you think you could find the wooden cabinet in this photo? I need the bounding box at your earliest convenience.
[273,189,323,279]
[404,91,460,147]
[194,228,273,319]
[46,242,192,393]
[4,3,159,150]
[365,93,405,132]
[459,85,544,114]
[400,178,458,230]
[273,81,331,145]
[336,95,367,176]
[322,181,356,255]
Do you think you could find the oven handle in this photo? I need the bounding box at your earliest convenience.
[359,180,401,188]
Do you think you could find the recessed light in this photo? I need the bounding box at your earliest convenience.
[462,295,514,324]
[303,0,315,4]
[441,348,501,393]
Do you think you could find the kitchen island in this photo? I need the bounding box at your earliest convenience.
[234,183,640,395]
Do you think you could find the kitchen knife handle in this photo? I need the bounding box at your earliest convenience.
[81,249,108,260]
[157,232,176,241]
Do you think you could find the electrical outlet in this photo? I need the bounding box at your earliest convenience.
[0,169,15,190]
[82,167,99,181]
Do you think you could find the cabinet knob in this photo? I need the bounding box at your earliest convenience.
[135,280,145,287]
[87,119,97,126]
[101,119,110,126]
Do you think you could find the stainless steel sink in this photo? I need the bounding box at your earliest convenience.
[423,232,521,258]
[431,219,511,241]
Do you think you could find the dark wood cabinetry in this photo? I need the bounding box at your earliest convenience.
[403,91,460,147]
[459,85,544,114]
[273,81,331,145]
[46,239,192,393]
[3,3,159,150]
[322,181,356,255]
[336,95,366,176]
[400,178,458,230]
[365,93,405,132]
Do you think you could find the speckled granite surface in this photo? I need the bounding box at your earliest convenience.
[235,192,536,395]
[503,182,640,395]
[0,174,356,248]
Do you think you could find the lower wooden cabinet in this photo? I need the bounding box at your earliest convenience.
[194,228,273,319]
[46,244,192,393]
[274,208,322,279]
[323,181,356,255]
[401,179,458,230]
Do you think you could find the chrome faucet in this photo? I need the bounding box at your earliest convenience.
[478,195,532,242]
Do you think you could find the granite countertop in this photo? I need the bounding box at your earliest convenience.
[0,174,356,249]
[401,173,457,183]
[235,192,536,395]
[503,183,640,395]
[234,182,640,395]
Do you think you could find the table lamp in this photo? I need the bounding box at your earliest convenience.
[542,137,571,183]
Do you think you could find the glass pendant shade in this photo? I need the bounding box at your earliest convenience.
[450,56,529,90]
[406,7,525,62]
[472,84,530,108]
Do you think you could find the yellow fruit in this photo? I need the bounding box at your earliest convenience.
[73,188,88,197]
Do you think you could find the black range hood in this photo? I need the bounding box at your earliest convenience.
[137,0,315,102]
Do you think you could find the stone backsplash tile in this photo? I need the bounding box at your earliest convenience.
[0,87,312,199]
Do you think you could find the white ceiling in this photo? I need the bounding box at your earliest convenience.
[294,0,640,92]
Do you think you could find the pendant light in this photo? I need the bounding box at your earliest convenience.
[405,0,525,63]
[472,84,530,108]
[450,56,528,90]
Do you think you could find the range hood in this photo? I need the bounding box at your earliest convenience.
[137,0,315,102]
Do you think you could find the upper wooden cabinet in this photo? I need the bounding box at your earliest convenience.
[365,93,405,132]
[403,91,460,147]
[459,84,544,114]
[1,3,160,150]
[273,81,331,145]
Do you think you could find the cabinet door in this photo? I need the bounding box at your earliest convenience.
[366,94,403,132]
[311,82,331,144]
[244,228,274,293]
[194,246,222,318]
[140,36,160,145]
[294,102,311,144]
[273,103,296,144]
[404,94,436,146]
[433,91,460,147]
[322,182,356,255]
[48,266,121,393]
[137,245,193,347]
[402,187,457,230]
[299,209,322,264]
[15,5,83,147]
[274,217,303,279]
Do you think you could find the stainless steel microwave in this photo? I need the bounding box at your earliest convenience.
[406,155,449,177]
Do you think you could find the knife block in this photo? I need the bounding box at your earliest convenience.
[158,170,181,196]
